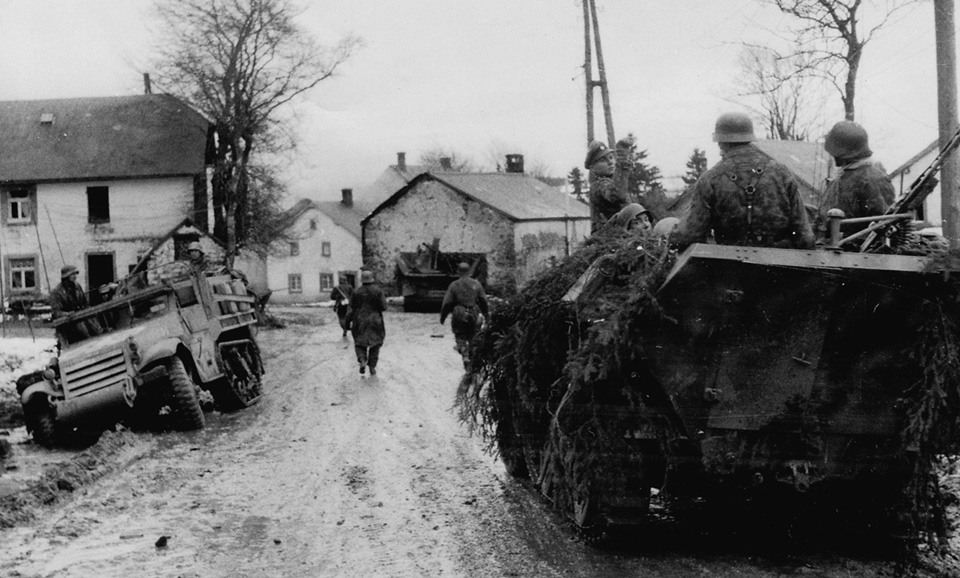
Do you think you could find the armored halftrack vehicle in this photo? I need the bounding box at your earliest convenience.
[394,237,486,312]
[18,266,264,448]
[463,232,960,544]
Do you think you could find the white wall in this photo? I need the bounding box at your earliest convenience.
[266,207,362,304]
[892,148,941,227]
[1,176,195,298]
[513,218,590,290]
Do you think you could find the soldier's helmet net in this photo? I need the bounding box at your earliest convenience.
[824,121,872,160]
[712,112,756,143]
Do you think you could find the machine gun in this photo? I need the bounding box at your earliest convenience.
[852,126,960,253]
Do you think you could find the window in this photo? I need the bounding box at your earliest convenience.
[319,273,334,291]
[321,241,331,257]
[290,242,300,257]
[2,187,35,225]
[288,274,303,294]
[8,257,37,293]
[309,219,317,230]
[87,186,110,223]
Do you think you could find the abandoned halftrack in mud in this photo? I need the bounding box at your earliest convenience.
[17,264,264,448]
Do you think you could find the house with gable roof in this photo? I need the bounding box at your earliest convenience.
[0,94,213,305]
[263,189,374,304]
[361,155,591,295]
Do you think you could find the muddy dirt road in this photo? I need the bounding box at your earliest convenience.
[0,308,956,577]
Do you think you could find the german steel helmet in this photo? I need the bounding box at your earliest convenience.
[360,270,375,284]
[824,121,871,159]
[712,112,756,143]
[187,241,203,253]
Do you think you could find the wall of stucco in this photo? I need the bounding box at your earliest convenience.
[1,176,196,298]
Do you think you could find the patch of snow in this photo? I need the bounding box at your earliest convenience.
[0,337,57,395]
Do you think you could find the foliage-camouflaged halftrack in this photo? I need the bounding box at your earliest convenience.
[458,229,960,550]
[18,265,265,448]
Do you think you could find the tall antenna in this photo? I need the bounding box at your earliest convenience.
[583,0,616,148]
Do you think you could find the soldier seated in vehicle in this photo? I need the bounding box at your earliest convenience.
[672,112,815,252]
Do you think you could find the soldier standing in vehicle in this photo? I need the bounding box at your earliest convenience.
[346,270,386,376]
[330,278,354,338]
[186,241,213,276]
[440,262,489,366]
[672,112,815,251]
[50,265,88,319]
[819,120,895,236]
[586,140,629,233]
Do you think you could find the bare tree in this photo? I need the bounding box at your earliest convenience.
[737,46,818,140]
[763,0,918,120]
[152,0,361,263]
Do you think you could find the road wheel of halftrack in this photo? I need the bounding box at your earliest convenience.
[168,356,205,431]
[572,488,607,543]
[23,397,59,449]
[210,341,263,411]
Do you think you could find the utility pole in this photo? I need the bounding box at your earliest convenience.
[583,0,615,148]
[582,0,594,144]
[935,0,960,248]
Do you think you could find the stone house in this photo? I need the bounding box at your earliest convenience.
[264,189,372,304]
[0,94,212,306]
[361,156,591,296]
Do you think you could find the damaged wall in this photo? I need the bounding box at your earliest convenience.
[364,180,516,294]
[513,219,590,289]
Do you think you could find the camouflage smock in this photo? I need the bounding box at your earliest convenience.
[589,170,628,233]
[440,276,489,340]
[819,159,895,235]
[674,144,815,250]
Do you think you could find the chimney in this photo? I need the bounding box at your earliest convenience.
[143,73,152,95]
[439,157,452,170]
[505,154,524,174]
[397,152,407,172]
[341,188,353,207]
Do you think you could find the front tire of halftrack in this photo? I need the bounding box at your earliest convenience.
[168,356,205,431]
[24,397,59,449]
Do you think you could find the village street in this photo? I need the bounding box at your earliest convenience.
[0,307,954,578]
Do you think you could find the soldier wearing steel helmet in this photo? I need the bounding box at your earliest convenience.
[346,270,387,377]
[440,262,489,366]
[672,112,815,251]
[819,120,895,237]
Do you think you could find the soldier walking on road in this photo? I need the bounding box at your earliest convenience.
[330,279,354,338]
[346,270,386,377]
[819,120,895,237]
[440,262,489,368]
[672,112,815,251]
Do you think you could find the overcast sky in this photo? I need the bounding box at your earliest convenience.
[0,0,947,203]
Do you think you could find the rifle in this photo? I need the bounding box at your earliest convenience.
[858,125,960,253]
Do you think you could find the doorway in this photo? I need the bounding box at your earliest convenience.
[86,252,116,306]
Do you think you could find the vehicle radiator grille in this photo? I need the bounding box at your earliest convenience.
[63,348,128,397]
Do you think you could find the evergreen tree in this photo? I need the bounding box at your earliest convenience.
[682,148,708,187]
[618,134,667,217]
[568,167,585,202]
